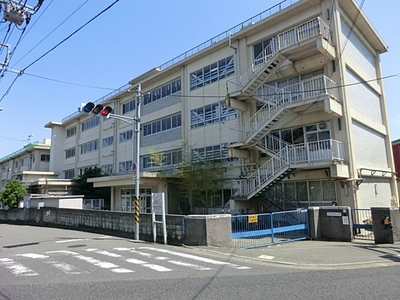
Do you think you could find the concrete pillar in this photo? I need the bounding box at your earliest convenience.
[308,206,352,242]
[371,207,400,244]
[184,214,232,247]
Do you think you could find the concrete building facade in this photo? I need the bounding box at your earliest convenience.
[0,139,73,201]
[44,0,397,215]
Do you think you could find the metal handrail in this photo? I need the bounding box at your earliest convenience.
[227,17,331,94]
[232,139,345,198]
[229,75,338,144]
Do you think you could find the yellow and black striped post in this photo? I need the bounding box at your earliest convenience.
[134,195,140,224]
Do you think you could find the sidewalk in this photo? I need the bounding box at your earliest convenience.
[191,240,400,269]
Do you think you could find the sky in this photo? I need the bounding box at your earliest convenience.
[0,0,398,158]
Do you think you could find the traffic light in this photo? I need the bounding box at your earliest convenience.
[100,106,112,117]
[80,102,112,117]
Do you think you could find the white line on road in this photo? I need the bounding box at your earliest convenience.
[0,258,38,276]
[46,250,134,274]
[139,247,251,270]
[55,239,87,244]
[16,253,81,275]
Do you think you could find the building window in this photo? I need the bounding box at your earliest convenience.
[191,101,237,129]
[21,157,29,166]
[119,160,132,173]
[142,149,182,169]
[253,37,276,59]
[102,136,114,148]
[64,169,75,179]
[65,148,76,159]
[66,127,77,138]
[122,99,135,114]
[101,164,113,175]
[265,180,337,208]
[143,114,181,137]
[81,116,100,132]
[143,78,181,105]
[190,56,234,91]
[192,144,237,163]
[80,140,99,154]
[41,154,50,162]
[119,130,133,143]
[271,122,330,145]
[79,166,98,176]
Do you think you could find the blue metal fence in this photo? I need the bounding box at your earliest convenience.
[231,209,309,249]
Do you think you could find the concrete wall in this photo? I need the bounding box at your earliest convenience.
[308,206,353,242]
[0,208,231,247]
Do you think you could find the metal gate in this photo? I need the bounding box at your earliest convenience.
[351,208,374,241]
[231,209,309,249]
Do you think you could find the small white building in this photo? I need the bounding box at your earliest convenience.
[0,139,73,195]
[26,194,84,210]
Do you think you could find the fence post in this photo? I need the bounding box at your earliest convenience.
[270,212,275,244]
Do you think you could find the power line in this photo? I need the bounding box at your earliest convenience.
[14,71,116,90]
[0,0,121,102]
[10,0,87,69]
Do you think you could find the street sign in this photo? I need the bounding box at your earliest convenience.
[151,193,167,244]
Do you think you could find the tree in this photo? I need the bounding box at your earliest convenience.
[150,141,226,214]
[0,180,26,208]
[71,167,111,209]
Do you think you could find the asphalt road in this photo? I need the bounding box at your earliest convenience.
[1,224,400,300]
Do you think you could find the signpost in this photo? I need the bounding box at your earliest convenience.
[151,192,167,244]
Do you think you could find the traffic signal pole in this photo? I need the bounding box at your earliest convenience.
[134,84,141,241]
[80,83,142,241]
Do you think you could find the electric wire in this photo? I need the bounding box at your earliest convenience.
[0,0,120,103]
[10,0,87,68]
[20,71,116,90]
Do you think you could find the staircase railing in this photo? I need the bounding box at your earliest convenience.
[229,75,339,145]
[257,134,291,155]
[231,139,345,199]
[227,17,331,95]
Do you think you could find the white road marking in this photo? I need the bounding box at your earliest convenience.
[126,258,172,272]
[46,261,82,275]
[86,249,122,258]
[16,253,81,274]
[258,255,275,260]
[139,247,251,270]
[167,260,212,270]
[46,250,134,273]
[16,253,48,259]
[0,258,38,276]
[55,239,87,244]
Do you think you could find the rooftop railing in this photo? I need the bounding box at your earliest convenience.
[61,1,299,124]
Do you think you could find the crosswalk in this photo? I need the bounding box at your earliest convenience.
[0,245,251,278]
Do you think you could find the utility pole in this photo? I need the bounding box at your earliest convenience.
[134,84,141,240]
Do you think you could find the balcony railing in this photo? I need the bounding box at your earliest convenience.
[229,75,339,144]
[231,139,345,198]
[227,17,332,95]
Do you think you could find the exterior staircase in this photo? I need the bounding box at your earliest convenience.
[231,138,345,200]
[226,17,333,98]
[227,17,343,203]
